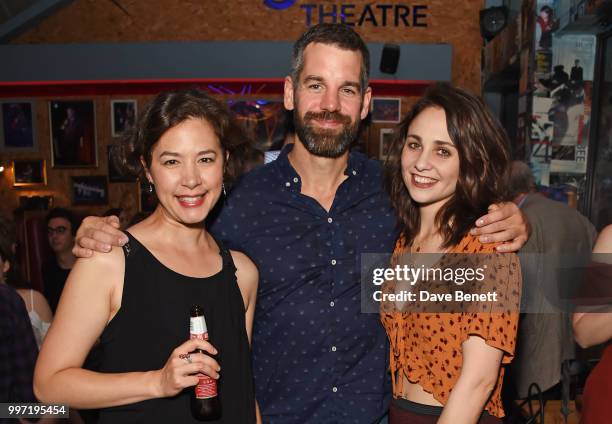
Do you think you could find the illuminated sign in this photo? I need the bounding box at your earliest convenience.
[263,1,429,27]
[263,0,297,10]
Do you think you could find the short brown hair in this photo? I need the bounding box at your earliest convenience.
[116,89,248,186]
[291,23,370,94]
[384,83,511,248]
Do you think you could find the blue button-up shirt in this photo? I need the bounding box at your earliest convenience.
[210,145,398,423]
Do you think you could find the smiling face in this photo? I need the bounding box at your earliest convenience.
[401,106,460,211]
[284,42,371,158]
[144,118,225,226]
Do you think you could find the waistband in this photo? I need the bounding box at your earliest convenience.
[391,398,493,418]
[391,398,443,416]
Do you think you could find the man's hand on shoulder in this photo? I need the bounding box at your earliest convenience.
[470,202,530,252]
[73,215,129,258]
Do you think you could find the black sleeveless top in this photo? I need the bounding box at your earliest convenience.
[96,233,255,423]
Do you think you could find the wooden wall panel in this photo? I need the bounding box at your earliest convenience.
[12,0,484,90]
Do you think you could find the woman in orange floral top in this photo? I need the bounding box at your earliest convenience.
[381,83,522,423]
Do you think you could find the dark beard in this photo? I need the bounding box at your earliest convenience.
[293,109,360,158]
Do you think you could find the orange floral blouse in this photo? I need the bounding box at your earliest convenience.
[380,233,522,418]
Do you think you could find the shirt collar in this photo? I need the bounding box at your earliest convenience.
[274,143,365,190]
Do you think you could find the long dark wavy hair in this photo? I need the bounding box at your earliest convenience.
[384,82,511,249]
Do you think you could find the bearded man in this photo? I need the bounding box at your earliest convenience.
[73,24,528,423]
[208,24,529,423]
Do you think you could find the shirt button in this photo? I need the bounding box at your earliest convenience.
[331,346,337,352]
[327,217,333,223]
[285,182,290,187]
[331,259,337,266]
[332,387,338,393]
[352,170,357,176]
[330,301,335,307]
[293,177,299,183]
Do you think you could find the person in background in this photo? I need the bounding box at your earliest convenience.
[570,59,584,84]
[381,83,521,423]
[0,218,38,405]
[507,161,596,401]
[240,145,265,174]
[0,216,53,349]
[573,225,612,424]
[42,208,79,313]
[264,113,295,164]
[102,208,130,230]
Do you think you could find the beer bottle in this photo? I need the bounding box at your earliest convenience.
[190,305,221,421]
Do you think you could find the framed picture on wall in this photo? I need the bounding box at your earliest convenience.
[379,128,395,161]
[72,176,108,205]
[371,98,401,123]
[12,159,47,187]
[111,100,137,137]
[1,101,36,152]
[108,144,137,182]
[49,100,97,168]
[19,195,53,210]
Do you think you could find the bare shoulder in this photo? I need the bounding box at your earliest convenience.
[31,289,49,304]
[229,250,258,296]
[594,225,612,253]
[229,251,258,311]
[15,288,29,299]
[30,290,53,321]
[70,245,125,291]
[78,244,125,267]
[230,250,258,280]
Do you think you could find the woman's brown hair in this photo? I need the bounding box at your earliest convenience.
[384,82,511,248]
[113,89,248,186]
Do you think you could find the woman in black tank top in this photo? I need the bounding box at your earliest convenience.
[34,90,259,423]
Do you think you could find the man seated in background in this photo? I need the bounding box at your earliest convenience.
[42,208,79,313]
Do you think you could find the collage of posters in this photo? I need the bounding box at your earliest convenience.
[529,0,595,186]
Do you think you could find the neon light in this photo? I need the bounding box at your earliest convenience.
[263,0,297,10]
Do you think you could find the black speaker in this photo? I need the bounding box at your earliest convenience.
[379,44,400,75]
[480,6,508,41]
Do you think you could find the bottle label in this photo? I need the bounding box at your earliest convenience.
[190,327,217,399]
[195,375,218,399]
[190,315,207,336]
[190,332,207,341]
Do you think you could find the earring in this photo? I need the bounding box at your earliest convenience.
[148,182,154,193]
[222,183,227,197]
